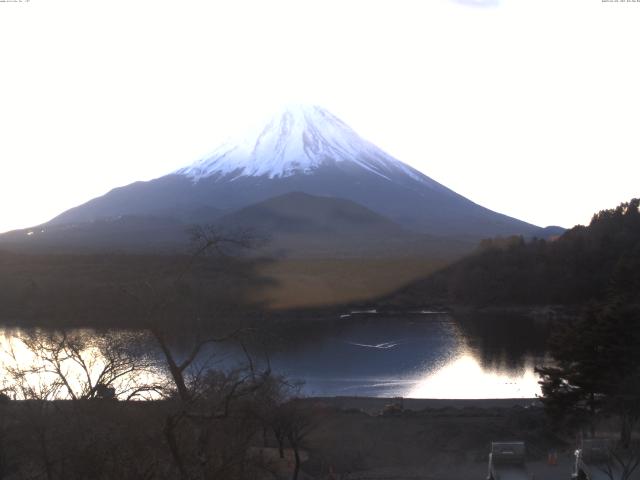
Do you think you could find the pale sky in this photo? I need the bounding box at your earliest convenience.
[1,0,639,234]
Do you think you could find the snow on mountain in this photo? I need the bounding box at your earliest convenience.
[36,103,543,241]
[175,104,432,186]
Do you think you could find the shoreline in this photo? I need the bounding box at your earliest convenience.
[305,396,540,414]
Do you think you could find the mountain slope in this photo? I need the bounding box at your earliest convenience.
[46,105,543,240]
[176,105,431,183]
[0,192,472,259]
[219,191,403,235]
[0,215,191,254]
[216,191,473,258]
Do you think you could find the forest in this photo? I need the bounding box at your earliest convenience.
[388,198,640,308]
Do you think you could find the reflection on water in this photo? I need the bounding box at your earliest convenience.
[0,312,550,399]
[230,312,550,398]
[407,354,541,399]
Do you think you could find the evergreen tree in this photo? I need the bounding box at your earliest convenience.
[536,302,640,443]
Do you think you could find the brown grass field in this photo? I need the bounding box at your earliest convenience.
[255,257,449,310]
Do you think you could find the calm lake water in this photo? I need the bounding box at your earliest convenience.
[0,312,551,399]
[216,311,551,399]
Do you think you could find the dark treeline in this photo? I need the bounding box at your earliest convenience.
[388,198,640,307]
[0,250,273,329]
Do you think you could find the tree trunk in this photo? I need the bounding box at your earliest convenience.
[164,413,189,480]
[153,330,191,402]
[620,411,633,449]
[589,393,597,438]
[274,429,285,459]
[291,443,301,480]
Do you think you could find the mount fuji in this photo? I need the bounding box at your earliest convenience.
[4,105,553,253]
[175,104,431,184]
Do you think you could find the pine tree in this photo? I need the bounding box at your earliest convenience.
[536,301,640,442]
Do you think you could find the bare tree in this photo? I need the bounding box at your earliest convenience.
[117,225,276,479]
[4,329,162,401]
[595,443,640,480]
[576,440,640,480]
[282,400,319,480]
[0,226,279,480]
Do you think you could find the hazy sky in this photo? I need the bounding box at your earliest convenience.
[1,0,639,233]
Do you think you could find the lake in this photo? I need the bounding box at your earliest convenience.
[0,311,551,399]
[215,311,551,398]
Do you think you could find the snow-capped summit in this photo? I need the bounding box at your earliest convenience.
[175,104,429,185]
[44,104,543,240]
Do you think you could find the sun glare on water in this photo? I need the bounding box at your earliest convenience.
[407,353,541,399]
